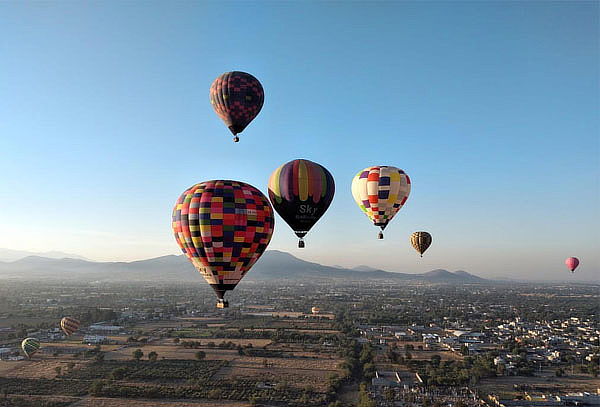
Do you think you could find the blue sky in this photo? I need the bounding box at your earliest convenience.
[1,1,598,281]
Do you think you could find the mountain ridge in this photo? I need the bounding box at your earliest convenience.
[0,248,90,262]
[0,250,486,283]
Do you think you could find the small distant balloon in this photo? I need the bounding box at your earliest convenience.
[209,71,264,142]
[60,317,80,336]
[565,257,579,273]
[21,337,41,358]
[351,166,411,239]
[410,231,432,257]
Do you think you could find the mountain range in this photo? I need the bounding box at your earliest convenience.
[0,248,90,262]
[0,249,486,283]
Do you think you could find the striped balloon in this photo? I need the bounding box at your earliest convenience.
[351,166,411,239]
[21,337,41,358]
[209,71,264,142]
[410,231,432,257]
[60,317,81,336]
[268,159,335,247]
[173,180,274,308]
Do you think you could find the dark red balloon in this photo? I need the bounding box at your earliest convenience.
[210,71,264,142]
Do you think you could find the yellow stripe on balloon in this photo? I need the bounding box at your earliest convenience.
[298,160,309,201]
[269,165,282,200]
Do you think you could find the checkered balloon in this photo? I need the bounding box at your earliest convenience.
[351,166,411,238]
[172,180,274,301]
[210,71,264,141]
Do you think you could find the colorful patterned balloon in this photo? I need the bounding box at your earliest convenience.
[565,257,579,273]
[60,317,81,336]
[21,337,41,358]
[351,166,411,239]
[268,159,335,248]
[210,71,264,142]
[173,180,274,308]
[410,231,432,257]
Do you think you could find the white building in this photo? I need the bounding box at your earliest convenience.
[89,324,122,333]
[83,335,108,344]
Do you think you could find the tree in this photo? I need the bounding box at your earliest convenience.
[384,387,395,401]
[95,352,105,362]
[110,367,128,380]
[208,389,222,399]
[363,362,376,379]
[358,383,375,407]
[431,354,441,368]
[133,349,143,361]
[89,380,105,396]
[173,337,180,344]
[195,351,206,360]
[54,366,62,376]
[148,351,158,362]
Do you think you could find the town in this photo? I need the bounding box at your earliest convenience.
[0,280,598,407]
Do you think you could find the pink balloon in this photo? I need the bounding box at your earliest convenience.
[565,257,579,273]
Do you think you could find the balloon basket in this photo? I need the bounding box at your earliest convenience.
[233,136,239,143]
[378,231,383,239]
[216,299,229,309]
[298,239,305,248]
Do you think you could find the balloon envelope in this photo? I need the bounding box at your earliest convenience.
[565,257,579,273]
[410,231,432,257]
[210,71,264,141]
[172,180,274,306]
[351,166,411,238]
[60,317,80,336]
[268,159,335,246]
[21,337,41,358]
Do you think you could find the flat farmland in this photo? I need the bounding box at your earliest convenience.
[42,341,124,353]
[0,359,91,379]
[134,320,201,330]
[0,316,55,328]
[478,372,600,396]
[0,313,343,406]
[394,340,463,361]
[214,354,342,392]
[104,344,241,361]
[70,398,252,407]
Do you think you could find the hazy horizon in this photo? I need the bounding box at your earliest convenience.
[1,2,598,282]
[0,246,597,284]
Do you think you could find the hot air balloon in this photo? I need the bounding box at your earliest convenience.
[210,71,264,142]
[410,231,432,257]
[60,317,81,336]
[21,337,41,358]
[268,159,335,248]
[173,180,274,308]
[565,257,579,273]
[351,166,411,239]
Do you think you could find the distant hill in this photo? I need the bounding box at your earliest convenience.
[0,249,487,284]
[0,248,90,262]
[352,265,382,272]
[422,269,485,282]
